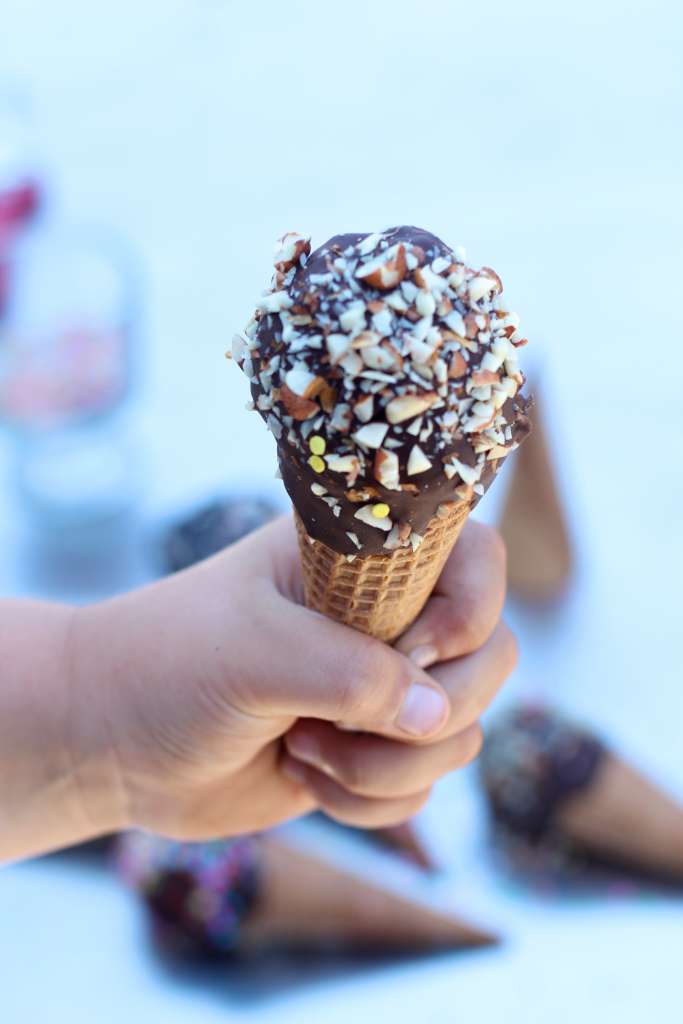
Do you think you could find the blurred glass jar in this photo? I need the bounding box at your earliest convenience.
[0,224,143,540]
[0,227,135,430]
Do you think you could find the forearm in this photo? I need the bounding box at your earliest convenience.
[0,600,124,863]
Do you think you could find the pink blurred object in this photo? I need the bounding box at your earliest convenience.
[0,179,42,317]
[0,323,126,429]
[0,226,135,433]
[0,85,43,312]
[0,177,40,240]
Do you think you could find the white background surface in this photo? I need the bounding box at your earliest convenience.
[1,1,682,1020]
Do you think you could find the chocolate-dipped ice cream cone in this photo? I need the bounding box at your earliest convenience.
[117,831,495,955]
[480,704,683,880]
[233,227,530,642]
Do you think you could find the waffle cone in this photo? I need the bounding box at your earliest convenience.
[372,822,435,870]
[499,392,572,602]
[557,751,683,879]
[295,499,471,644]
[242,838,496,951]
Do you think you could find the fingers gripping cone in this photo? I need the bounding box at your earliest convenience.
[295,500,469,643]
[234,227,531,643]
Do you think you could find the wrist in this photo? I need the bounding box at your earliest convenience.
[65,605,132,836]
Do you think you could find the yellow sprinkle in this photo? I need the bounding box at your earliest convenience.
[309,435,326,456]
[308,455,326,474]
[372,503,390,518]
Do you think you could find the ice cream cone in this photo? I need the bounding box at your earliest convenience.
[499,393,572,602]
[233,226,530,642]
[117,831,495,955]
[295,498,469,643]
[241,838,496,952]
[372,822,435,870]
[481,704,683,882]
[558,751,683,880]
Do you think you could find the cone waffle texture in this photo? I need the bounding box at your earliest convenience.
[295,500,471,643]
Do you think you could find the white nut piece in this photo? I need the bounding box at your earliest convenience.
[468,276,497,303]
[326,333,351,363]
[444,310,466,335]
[259,290,294,313]
[352,421,389,448]
[354,394,374,423]
[354,505,393,531]
[416,290,436,317]
[386,392,437,424]
[285,368,320,397]
[451,458,482,486]
[330,403,352,432]
[374,448,400,490]
[407,445,432,475]
[340,300,367,334]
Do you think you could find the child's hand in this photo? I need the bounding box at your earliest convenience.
[72,516,516,840]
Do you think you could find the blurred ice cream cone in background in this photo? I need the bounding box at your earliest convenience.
[480,704,683,881]
[558,751,683,880]
[117,831,496,956]
[371,822,435,871]
[244,838,495,952]
[499,392,572,602]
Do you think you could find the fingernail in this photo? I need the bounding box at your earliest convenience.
[281,756,308,785]
[409,644,438,669]
[397,684,449,737]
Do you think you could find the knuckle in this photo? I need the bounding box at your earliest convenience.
[460,724,484,765]
[406,788,432,817]
[497,622,519,676]
[450,603,488,653]
[337,638,404,722]
[436,594,490,656]
[363,793,429,828]
[321,788,432,829]
[332,749,369,794]
[329,642,377,719]
[435,597,469,643]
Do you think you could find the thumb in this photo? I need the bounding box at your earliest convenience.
[239,597,450,741]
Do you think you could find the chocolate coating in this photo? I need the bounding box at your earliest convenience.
[479,705,607,842]
[116,832,260,957]
[236,226,530,555]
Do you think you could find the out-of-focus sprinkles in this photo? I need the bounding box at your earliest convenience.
[479,704,649,898]
[116,832,259,956]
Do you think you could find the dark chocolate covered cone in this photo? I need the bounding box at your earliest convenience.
[558,752,683,879]
[499,393,571,601]
[235,227,531,641]
[242,838,496,952]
